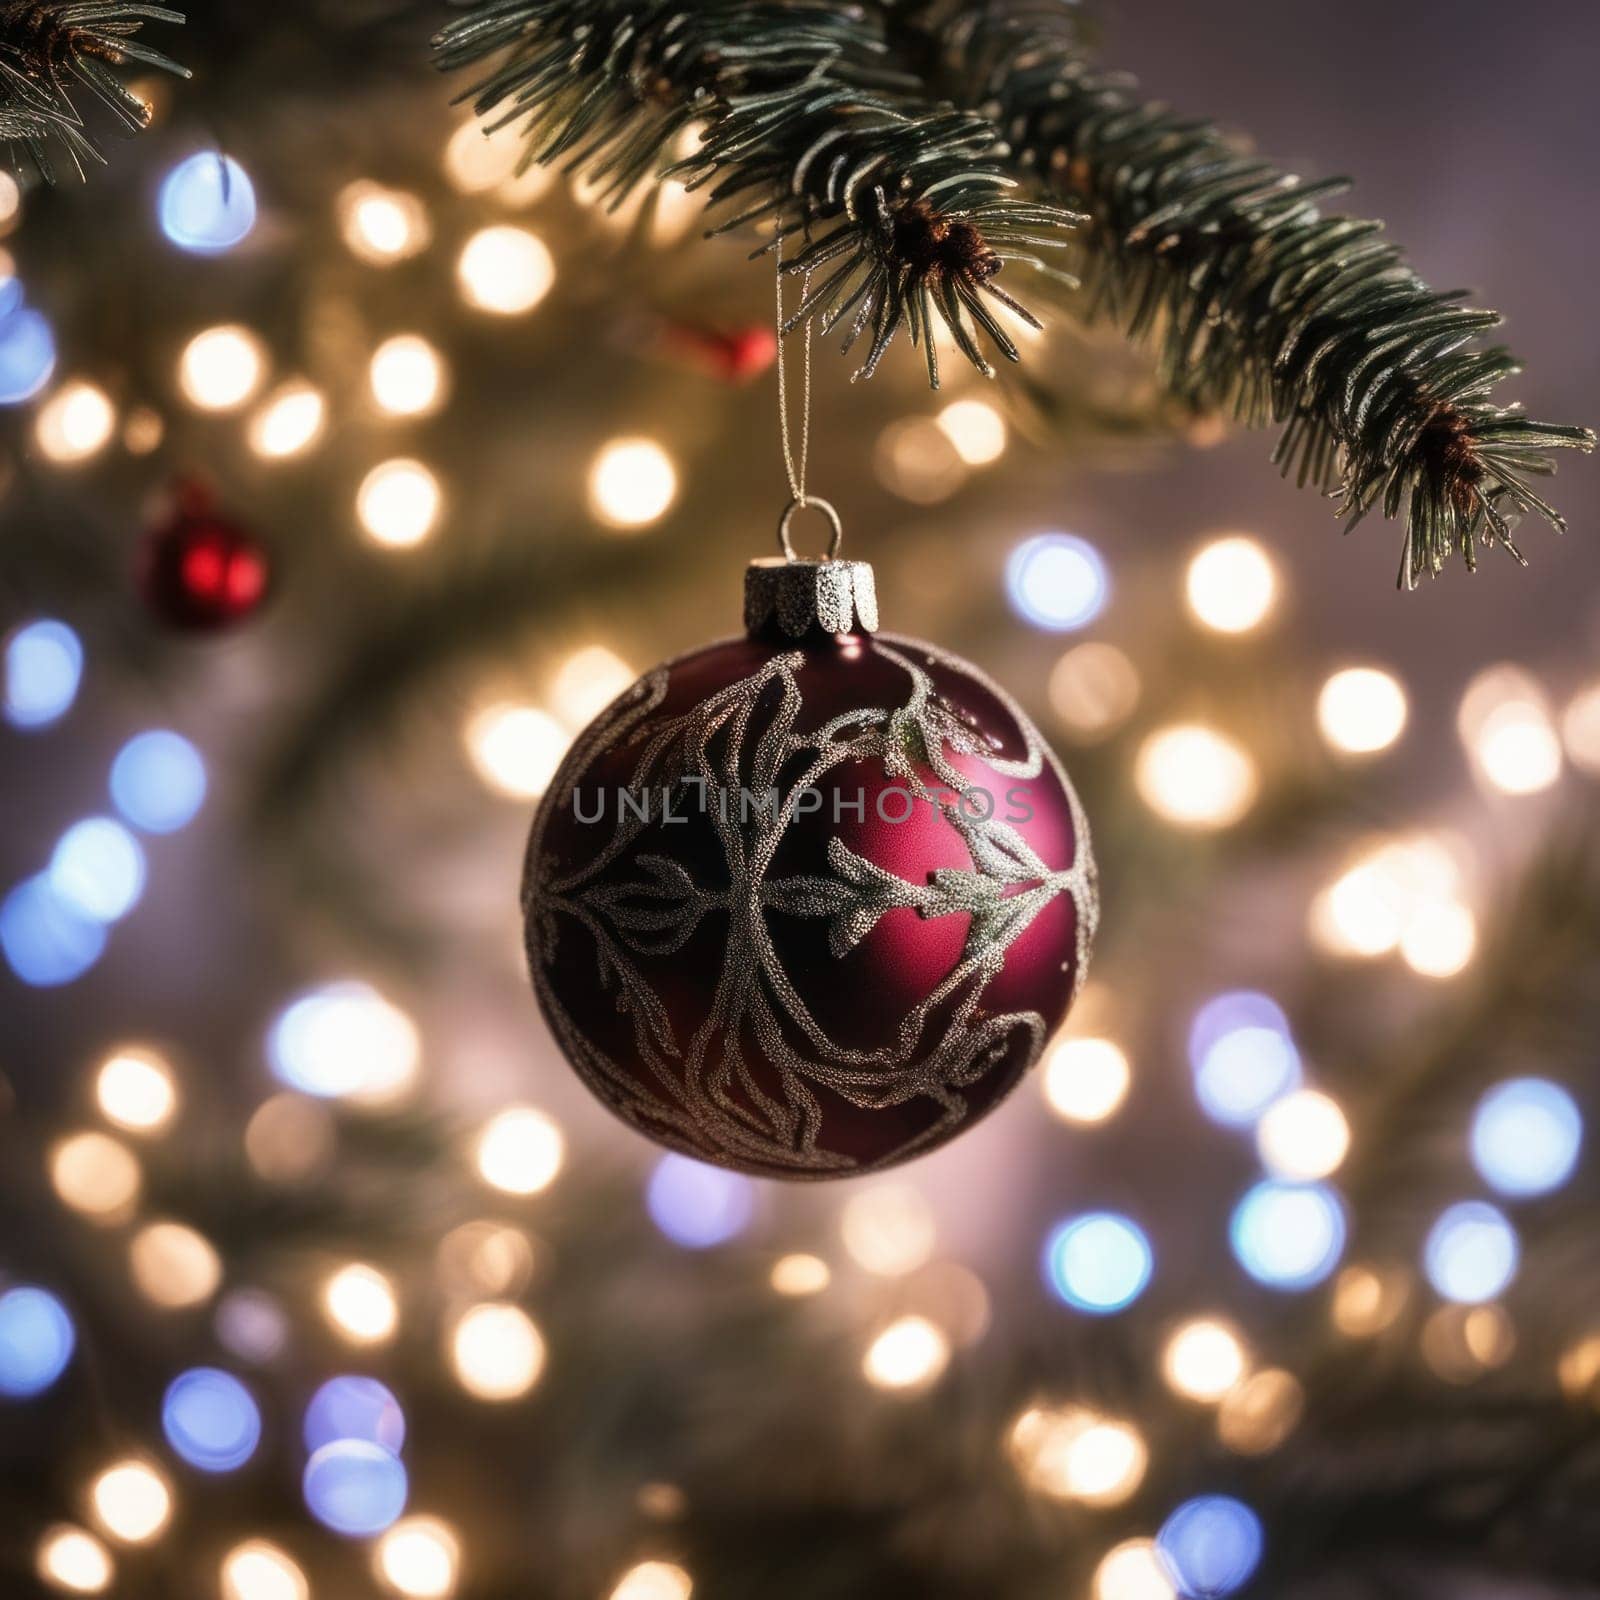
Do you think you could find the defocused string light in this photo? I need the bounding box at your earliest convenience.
[646,1155,755,1249]
[370,334,447,418]
[0,874,106,986]
[1561,680,1600,774]
[1162,1319,1249,1403]
[1009,1406,1147,1505]
[0,1285,75,1396]
[1310,835,1468,965]
[840,1184,936,1277]
[0,171,19,229]
[588,437,677,529]
[451,1303,545,1401]
[437,1221,536,1298]
[4,618,82,729]
[1317,666,1408,755]
[457,225,555,314]
[89,1461,171,1544]
[1188,991,1300,1128]
[323,1263,399,1344]
[178,325,266,411]
[97,1046,178,1131]
[873,416,968,504]
[444,119,552,198]
[1156,1496,1263,1599]
[50,1132,141,1222]
[1255,1090,1350,1181]
[357,458,442,548]
[1042,1036,1131,1124]
[269,981,419,1102]
[130,1221,222,1308]
[1397,897,1477,979]
[35,380,115,463]
[245,1093,336,1183]
[110,730,207,834]
[1042,1213,1154,1314]
[162,1368,262,1472]
[1230,1181,1346,1290]
[1458,664,1562,795]
[1557,1336,1600,1402]
[1331,1264,1409,1338]
[220,1540,309,1600]
[1423,1201,1518,1304]
[36,1525,113,1594]
[1216,1368,1303,1455]
[1048,641,1141,743]
[549,644,634,728]
[159,153,256,253]
[0,299,55,403]
[770,1253,830,1296]
[248,381,326,459]
[1135,724,1257,830]
[122,406,163,454]
[1094,1539,1176,1600]
[862,1315,950,1391]
[465,703,571,799]
[375,1516,461,1598]
[338,180,430,264]
[304,1375,406,1454]
[1006,533,1109,631]
[1184,535,1277,633]
[303,1439,408,1536]
[935,397,1007,465]
[1422,1303,1516,1383]
[48,818,145,923]
[474,1106,565,1195]
[609,1561,694,1600]
[1471,1077,1582,1197]
[214,1287,289,1365]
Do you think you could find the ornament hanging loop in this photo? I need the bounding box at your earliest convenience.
[777,494,844,563]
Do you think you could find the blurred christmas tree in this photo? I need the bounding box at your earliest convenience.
[1,3,1598,1599]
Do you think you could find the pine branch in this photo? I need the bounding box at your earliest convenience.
[0,1,188,180]
[435,0,1593,588]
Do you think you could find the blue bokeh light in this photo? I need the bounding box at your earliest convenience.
[110,730,208,834]
[1157,1496,1264,1599]
[1189,991,1301,1127]
[303,1375,406,1455]
[162,1368,261,1472]
[1424,1201,1519,1304]
[0,874,106,986]
[0,304,56,404]
[4,619,83,729]
[1471,1078,1582,1198]
[1042,1212,1154,1314]
[0,1286,75,1397]
[646,1154,756,1249]
[159,153,257,253]
[1230,1180,1346,1290]
[48,818,146,924]
[1005,533,1109,632]
[303,1439,408,1536]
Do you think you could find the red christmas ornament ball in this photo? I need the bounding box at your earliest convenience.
[522,554,1098,1179]
[139,488,271,630]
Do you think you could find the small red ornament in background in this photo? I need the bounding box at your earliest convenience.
[657,322,779,384]
[138,480,271,630]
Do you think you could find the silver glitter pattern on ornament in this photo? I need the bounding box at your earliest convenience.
[522,638,1098,1177]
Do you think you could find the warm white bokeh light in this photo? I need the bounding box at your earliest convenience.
[588,437,678,530]
[862,1315,949,1390]
[358,459,442,548]
[1255,1090,1350,1180]
[608,1561,693,1600]
[50,1132,141,1221]
[97,1048,177,1132]
[248,381,327,459]
[375,1516,460,1598]
[1398,897,1477,978]
[1331,1264,1410,1338]
[36,1526,113,1594]
[444,119,553,198]
[465,703,570,799]
[1048,642,1141,743]
[36,381,116,463]
[1317,667,1408,755]
[1185,535,1277,633]
[1217,1367,1304,1455]
[322,1263,399,1344]
[1458,665,1562,795]
[549,645,634,729]
[220,1540,309,1600]
[840,1184,936,1277]
[1009,1406,1147,1506]
[338,180,430,264]
[1135,724,1258,829]
[178,325,266,411]
[1094,1539,1177,1600]
[1042,1037,1131,1124]
[935,398,1007,465]
[475,1106,565,1195]
[1162,1318,1249,1402]
[1561,681,1600,774]
[89,1461,171,1544]
[129,1221,221,1308]
[370,334,447,418]
[457,225,554,314]
[1310,836,1465,961]
[770,1253,830,1296]
[451,1302,546,1400]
